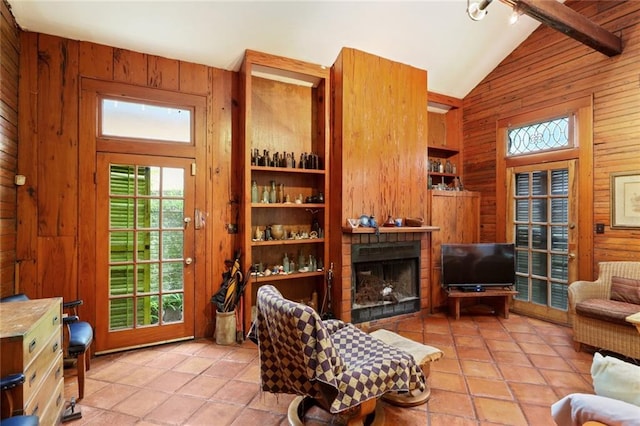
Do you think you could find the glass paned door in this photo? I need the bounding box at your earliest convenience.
[507,160,578,324]
[96,153,195,352]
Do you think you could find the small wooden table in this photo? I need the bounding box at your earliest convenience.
[447,287,518,320]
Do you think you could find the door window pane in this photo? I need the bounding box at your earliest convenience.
[162,294,184,323]
[137,295,160,326]
[531,252,547,276]
[551,226,568,251]
[551,199,568,223]
[531,278,548,305]
[162,262,184,291]
[110,298,133,330]
[531,199,547,222]
[101,99,192,143]
[515,225,529,247]
[531,225,547,249]
[515,275,529,302]
[515,200,529,221]
[532,172,548,196]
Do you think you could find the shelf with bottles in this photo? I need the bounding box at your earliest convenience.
[251,148,324,171]
[250,245,325,282]
[251,238,325,247]
[250,173,325,205]
[248,270,325,283]
[427,158,458,175]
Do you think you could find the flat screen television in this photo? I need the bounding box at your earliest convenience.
[441,243,515,291]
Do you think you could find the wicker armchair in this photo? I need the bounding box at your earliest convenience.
[568,262,640,360]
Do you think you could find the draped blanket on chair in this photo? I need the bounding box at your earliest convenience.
[254,285,425,413]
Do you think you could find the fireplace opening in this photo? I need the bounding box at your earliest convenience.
[351,241,420,323]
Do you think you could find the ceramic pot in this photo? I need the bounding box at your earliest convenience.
[271,224,285,240]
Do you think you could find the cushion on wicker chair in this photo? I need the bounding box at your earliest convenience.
[610,276,640,305]
[574,299,639,326]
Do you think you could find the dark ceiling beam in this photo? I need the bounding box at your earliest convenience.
[501,0,622,57]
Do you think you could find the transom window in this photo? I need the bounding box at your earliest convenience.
[508,116,570,156]
[100,98,192,143]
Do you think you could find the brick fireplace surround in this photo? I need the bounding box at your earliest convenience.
[338,230,433,327]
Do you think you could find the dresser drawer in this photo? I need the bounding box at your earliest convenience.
[24,351,63,418]
[21,301,62,370]
[35,374,64,426]
[22,331,62,404]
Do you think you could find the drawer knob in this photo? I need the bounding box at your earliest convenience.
[53,341,59,352]
[29,338,37,353]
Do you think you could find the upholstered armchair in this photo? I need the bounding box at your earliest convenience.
[252,285,425,425]
[568,261,640,360]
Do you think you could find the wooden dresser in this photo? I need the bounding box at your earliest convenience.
[1,298,65,424]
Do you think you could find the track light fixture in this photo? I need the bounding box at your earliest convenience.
[467,0,493,21]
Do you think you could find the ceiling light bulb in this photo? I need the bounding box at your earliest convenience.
[467,0,493,21]
[509,10,520,25]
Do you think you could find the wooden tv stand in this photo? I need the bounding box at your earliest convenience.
[447,287,518,320]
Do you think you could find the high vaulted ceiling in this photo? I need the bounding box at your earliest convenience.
[7,0,546,99]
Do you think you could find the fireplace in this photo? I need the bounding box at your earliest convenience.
[351,241,421,323]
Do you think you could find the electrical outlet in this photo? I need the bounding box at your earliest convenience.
[226,223,238,234]
[595,223,605,234]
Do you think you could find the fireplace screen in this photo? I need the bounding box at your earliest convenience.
[351,241,420,323]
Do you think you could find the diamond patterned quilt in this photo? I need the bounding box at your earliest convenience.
[254,285,425,413]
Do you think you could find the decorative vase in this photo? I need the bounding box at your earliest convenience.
[271,224,284,240]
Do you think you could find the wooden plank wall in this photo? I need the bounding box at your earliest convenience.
[16,31,238,337]
[463,0,640,278]
[0,0,20,297]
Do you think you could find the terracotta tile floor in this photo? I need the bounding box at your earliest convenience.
[62,312,598,426]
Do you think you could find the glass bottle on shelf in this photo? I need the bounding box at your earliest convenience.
[251,180,259,203]
[276,183,284,203]
[269,181,276,203]
[262,185,269,203]
[283,253,290,273]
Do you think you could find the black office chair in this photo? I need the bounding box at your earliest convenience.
[0,294,93,400]
[0,374,39,426]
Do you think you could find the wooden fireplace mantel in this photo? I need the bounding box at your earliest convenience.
[342,226,439,234]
